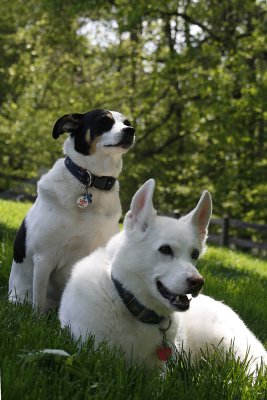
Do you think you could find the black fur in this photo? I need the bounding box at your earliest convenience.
[52,109,116,155]
[13,218,27,264]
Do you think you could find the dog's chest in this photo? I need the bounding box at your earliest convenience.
[55,214,118,267]
[104,313,177,369]
[76,190,121,217]
[27,198,119,271]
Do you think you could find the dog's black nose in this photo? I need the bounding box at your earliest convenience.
[123,127,135,136]
[187,276,204,292]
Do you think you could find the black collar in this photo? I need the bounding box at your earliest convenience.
[111,274,165,325]
[64,156,116,191]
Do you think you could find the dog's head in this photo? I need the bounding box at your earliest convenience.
[52,109,135,156]
[110,180,212,315]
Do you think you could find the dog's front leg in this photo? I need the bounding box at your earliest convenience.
[32,255,51,312]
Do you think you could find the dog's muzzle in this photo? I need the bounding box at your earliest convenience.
[105,127,135,149]
[156,277,204,312]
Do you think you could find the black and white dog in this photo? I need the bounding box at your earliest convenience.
[8,109,135,312]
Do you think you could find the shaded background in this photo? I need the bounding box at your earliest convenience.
[0,0,266,222]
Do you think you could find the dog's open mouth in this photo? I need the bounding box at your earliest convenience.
[156,280,192,311]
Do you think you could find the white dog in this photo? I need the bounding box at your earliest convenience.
[59,179,266,374]
[9,109,135,311]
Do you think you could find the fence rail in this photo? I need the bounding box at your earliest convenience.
[0,173,37,202]
[208,217,267,251]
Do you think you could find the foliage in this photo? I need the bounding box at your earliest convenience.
[0,0,266,223]
[0,199,267,399]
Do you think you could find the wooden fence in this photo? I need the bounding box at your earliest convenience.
[208,217,267,251]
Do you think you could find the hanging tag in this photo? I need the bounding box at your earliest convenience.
[77,192,92,208]
[157,316,173,362]
[157,346,172,362]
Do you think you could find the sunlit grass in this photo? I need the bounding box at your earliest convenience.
[0,199,31,229]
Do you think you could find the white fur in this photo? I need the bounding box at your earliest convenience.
[9,110,134,311]
[59,179,266,374]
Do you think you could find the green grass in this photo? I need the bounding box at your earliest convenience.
[0,199,267,399]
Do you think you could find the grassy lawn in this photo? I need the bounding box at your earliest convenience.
[0,199,266,399]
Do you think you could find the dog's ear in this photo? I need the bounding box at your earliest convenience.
[124,179,156,233]
[52,113,84,139]
[184,190,212,243]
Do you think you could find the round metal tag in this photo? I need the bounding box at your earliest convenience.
[77,194,90,208]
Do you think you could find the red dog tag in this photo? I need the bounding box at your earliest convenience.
[157,346,172,362]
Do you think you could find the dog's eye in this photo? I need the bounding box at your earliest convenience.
[99,116,114,132]
[158,245,173,256]
[123,119,131,127]
[191,249,199,260]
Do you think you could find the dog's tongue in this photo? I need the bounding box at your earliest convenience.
[171,294,190,311]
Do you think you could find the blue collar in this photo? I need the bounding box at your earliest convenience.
[64,156,116,190]
[111,275,165,325]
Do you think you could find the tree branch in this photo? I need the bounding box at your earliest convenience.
[138,131,188,158]
[147,7,225,44]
